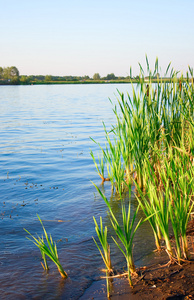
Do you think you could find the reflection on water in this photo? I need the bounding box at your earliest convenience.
[0,84,155,299]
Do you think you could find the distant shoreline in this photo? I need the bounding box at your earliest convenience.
[0,80,134,85]
[0,78,183,86]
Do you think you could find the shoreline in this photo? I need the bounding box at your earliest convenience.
[0,78,184,86]
[0,80,134,86]
[80,220,194,299]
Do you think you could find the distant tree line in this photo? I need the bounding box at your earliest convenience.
[18,72,131,84]
[0,66,138,85]
[19,73,127,83]
[93,73,128,81]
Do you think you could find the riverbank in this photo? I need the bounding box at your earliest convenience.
[0,78,186,85]
[80,219,194,299]
[0,80,130,85]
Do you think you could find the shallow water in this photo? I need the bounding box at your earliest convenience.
[0,84,155,299]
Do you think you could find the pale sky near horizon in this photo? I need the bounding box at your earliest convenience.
[0,0,193,77]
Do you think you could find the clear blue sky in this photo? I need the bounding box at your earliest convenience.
[0,0,193,77]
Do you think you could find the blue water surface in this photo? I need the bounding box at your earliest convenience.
[0,84,155,299]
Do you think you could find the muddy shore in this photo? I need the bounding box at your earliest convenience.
[80,220,194,300]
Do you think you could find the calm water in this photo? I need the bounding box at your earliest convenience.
[0,84,155,299]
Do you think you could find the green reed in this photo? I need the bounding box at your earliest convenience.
[91,57,194,269]
[24,215,68,278]
[165,148,194,260]
[103,137,125,197]
[90,150,105,182]
[136,145,194,262]
[93,183,146,286]
[39,235,49,271]
[93,216,112,273]
[91,57,193,192]
[93,216,112,298]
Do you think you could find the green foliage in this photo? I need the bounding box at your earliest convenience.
[135,145,194,262]
[20,75,30,84]
[93,73,101,80]
[0,67,3,79]
[93,216,112,272]
[106,73,116,80]
[1,66,20,83]
[45,75,52,81]
[24,215,68,279]
[93,183,145,286]
[90,150,105,180]
[91,57,194,193]
[91,56,194,267]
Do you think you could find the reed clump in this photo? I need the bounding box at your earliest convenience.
[91,57,194,289]
[93,215,113,298]
[93,184,143,286]
[24,215,68,279]
[91,57,194,193]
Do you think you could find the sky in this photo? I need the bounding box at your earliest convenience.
[0,0,194,77]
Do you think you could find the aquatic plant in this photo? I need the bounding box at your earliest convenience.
[93,216,112,273]
[93,216,112,298]
[91,57,194,196]
[39,235,49,271]
[164,149,194,261]
[135,146,194,262]
[24,215,68,279]
[93,183,146,286]
[91,57,194,290]
[90,150,105,182]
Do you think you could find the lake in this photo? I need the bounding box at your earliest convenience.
[0,84,155,299]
